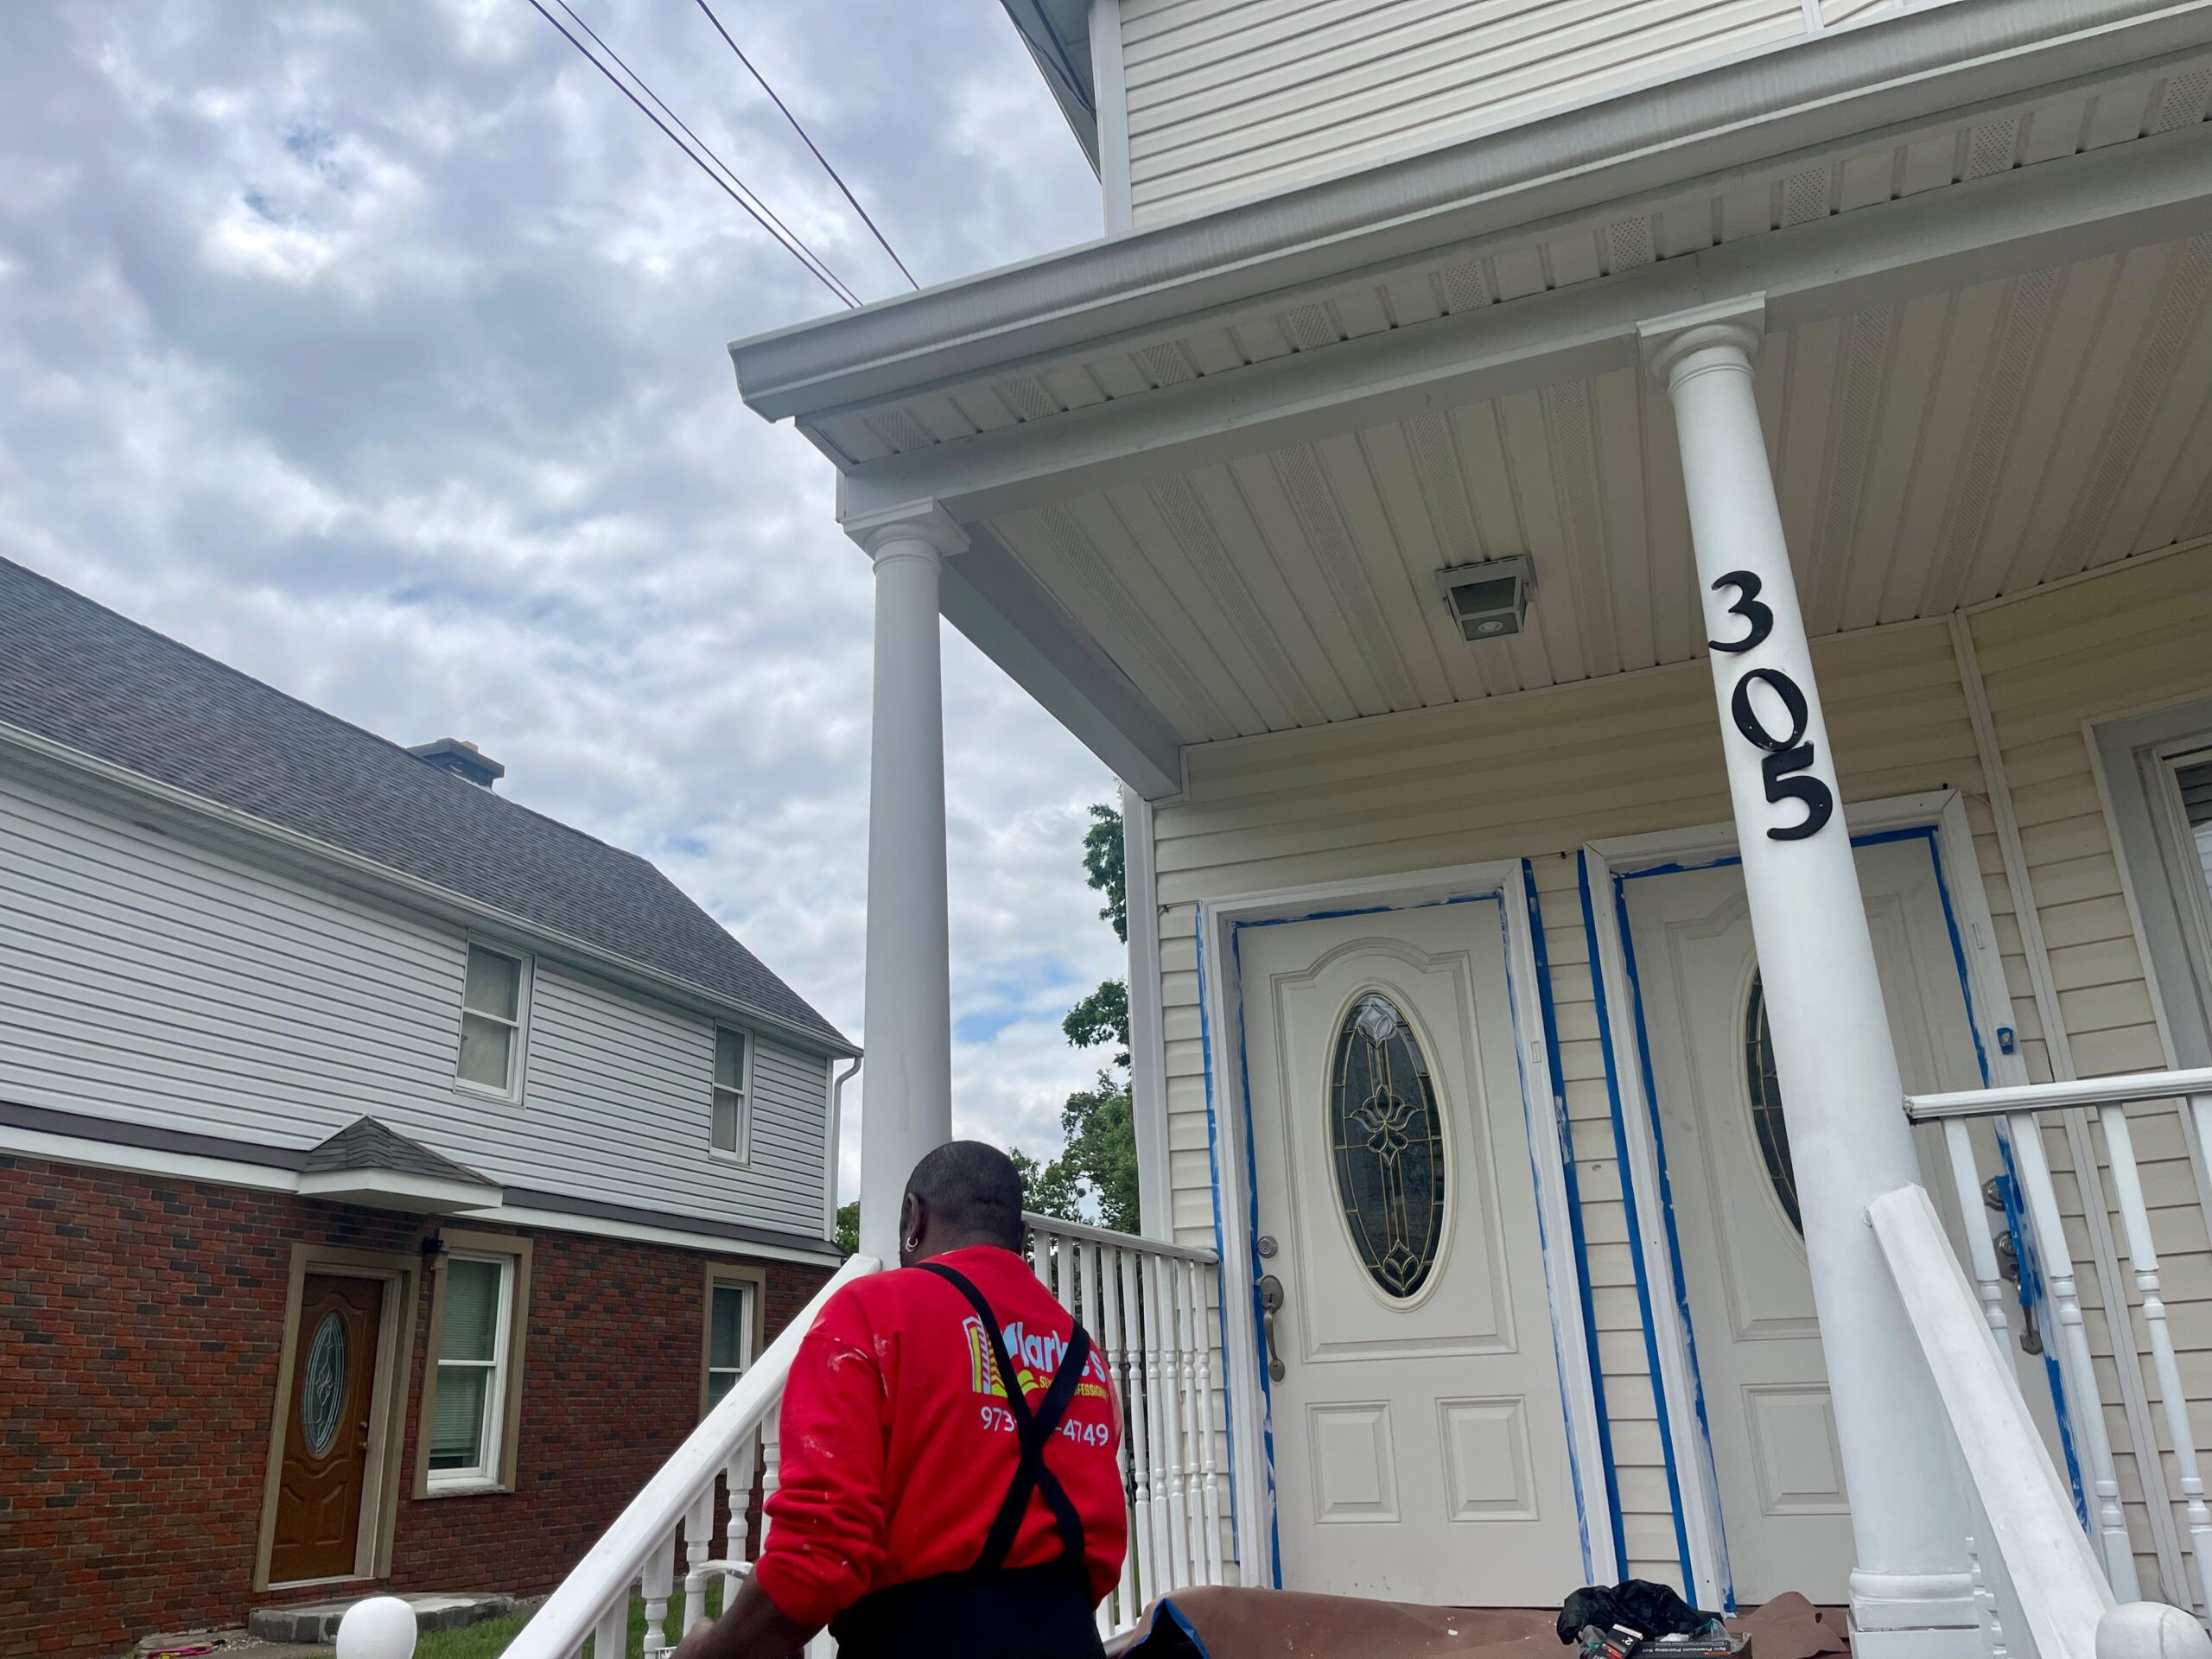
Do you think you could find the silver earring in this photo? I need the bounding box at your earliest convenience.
[904,1236,918,1252]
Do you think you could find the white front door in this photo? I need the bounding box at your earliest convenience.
[1242,900,1584,1604]
[1624,835,1991,1604]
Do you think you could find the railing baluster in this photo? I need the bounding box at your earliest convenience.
[2005,1109,2141,1599]
[682,1488,713,1634]
[1182,1258,1225,1585]
[2095,1101,2212,1614]
[1122,1244,1158,1611]
[1154,1253,1192,1591]
[1941,1121,2015,1356]
[640,1529,676,1657]
[1098,1243,1140,1625]
[591,1601,626,1659]
[726,1431,758,1571]
[760,1414,784,1556]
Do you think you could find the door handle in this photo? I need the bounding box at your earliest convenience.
[1259,1274,1287,1382]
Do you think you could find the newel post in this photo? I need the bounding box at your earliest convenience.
[845,498,967,1264]
[1641,296,1977,1656]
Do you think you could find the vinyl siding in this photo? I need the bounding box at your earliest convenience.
[1962,540,2212,1602]
[1154,615,1989,1592]
[0,772,831,1239]
[1119,0,1806,227]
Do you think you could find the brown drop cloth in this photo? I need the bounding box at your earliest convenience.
[1109,1587,1850,1659]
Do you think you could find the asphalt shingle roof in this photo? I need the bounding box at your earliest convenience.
[302,1117,496,1186]
[0,556,852,1053]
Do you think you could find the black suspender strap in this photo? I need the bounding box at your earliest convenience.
[917,1262,1094,1574]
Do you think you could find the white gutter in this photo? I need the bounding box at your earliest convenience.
[732,0,2212,420]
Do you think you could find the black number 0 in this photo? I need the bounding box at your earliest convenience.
[1708,571,1774,655]
[1729,668,1834,842]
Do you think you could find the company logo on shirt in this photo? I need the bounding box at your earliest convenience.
[960,1315,1111,1403]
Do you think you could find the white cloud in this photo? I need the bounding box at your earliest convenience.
[1,0,1120,1204]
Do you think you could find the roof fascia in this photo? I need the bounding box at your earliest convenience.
[1001,0,1099,171]
[732,0,2212,420]
[0,721,861,1059]
[836,116,2212,525]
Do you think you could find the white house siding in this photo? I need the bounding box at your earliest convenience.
[1154,614,1996,1589]
[1961,540,2212,1600]
[1119,0,1805,228]
[0,773,831,1238]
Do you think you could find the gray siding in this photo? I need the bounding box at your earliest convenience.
[0,772,831,1236]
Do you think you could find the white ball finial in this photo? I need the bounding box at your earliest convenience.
[335,1597,418,1659]
[2097,1602,2212,1659]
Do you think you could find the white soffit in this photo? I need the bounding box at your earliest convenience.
[982,235,2212,747]
[800,61,2212,472]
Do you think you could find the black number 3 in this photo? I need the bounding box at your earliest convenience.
[1709,571,1774,655]
[1729,667,1834,842]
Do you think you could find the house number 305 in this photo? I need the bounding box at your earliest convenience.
[1708,571,1835,843]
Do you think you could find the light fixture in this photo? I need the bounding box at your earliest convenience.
[1434,555,1534,641]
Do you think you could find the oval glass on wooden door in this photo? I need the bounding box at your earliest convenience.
[1744,972,1802,1236]
[302,1312,349,1458]
[1328,992,1448,1300]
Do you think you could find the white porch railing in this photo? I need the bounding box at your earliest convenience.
[1908,1067,2212,1616]
[372,1220,1227,1659]
[1868,1182,2209,1659]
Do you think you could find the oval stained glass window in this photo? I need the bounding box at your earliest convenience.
[1329,993,1447,1300]
[1744,973,1802,1236]
[302,1313,348,1458]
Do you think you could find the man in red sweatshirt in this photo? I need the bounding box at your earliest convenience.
[672,1141,1128,1659]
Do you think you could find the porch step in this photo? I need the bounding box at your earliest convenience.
[245,1593,516,1647]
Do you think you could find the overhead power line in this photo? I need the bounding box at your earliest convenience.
[690,0,919,292]
[520,0,857,308]
[544,0,861,307]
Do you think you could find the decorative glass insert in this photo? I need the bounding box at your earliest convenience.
[302,1313,347,1458]
[1744,973,1802,1236]
[1328,993,1447,1300]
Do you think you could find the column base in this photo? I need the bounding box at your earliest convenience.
[1850,1567,1980,1659]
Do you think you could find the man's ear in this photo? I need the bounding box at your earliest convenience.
[900,1191,922,1246]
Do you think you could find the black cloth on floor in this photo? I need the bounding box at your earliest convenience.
[1556,1580,1722,1645]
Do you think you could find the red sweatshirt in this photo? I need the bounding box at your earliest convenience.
[754,1245,1128,1632]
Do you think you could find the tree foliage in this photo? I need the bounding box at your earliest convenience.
[1012,802,1141,1236]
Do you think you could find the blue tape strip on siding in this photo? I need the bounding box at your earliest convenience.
[1526,858,1627,1578]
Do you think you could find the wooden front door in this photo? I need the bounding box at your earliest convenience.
[270,1274,385,1583]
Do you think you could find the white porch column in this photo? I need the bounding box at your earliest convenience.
[847,501,968,1264]
[1641,297,1975,1655]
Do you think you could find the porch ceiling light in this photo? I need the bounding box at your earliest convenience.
[1433,555,1534,641]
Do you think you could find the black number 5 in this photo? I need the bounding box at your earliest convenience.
[1730,667,1835,842]
[1709,571,1774,655]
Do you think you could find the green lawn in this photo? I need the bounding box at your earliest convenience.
[309,1582,728,1659]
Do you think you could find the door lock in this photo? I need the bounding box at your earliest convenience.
[1259,1274,1287,1382]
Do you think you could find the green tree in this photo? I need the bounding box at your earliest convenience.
[1012,803,1141,1235]
[836,1199,859,1257]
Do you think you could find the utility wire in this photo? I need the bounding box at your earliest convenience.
[547,0,861,307]
[520,0,856,307]
[690,0,919,292]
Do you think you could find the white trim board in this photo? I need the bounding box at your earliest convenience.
[1578,789,2031,1608]
[1195,858,1620,1593]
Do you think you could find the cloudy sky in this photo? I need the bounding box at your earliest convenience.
[0,0,1122,1196]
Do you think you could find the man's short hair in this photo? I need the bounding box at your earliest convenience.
[906,1141,1027,1250]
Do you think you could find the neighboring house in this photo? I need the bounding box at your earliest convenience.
[0,556,856,1657]
[711,0,2212,1652]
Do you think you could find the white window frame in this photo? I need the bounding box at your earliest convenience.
[701,1268,761,1415]
[2093,701,2212,1071]
[454,942,531,1101]
[709,1025,752,1163]
[424,1251,517,1493]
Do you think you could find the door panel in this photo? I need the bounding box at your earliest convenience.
[271,1274,385,1584]
[1243,900,1582,1603]
[1624,836,2001,1603]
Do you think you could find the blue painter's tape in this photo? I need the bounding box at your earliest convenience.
[1993,1128,2088,1521]
[1611,871,1732,1611]
[1579,852,1702,1596]
[1192,913,1247,1572]
[1527,858,1627,1578]
[1225,920,1283,1589]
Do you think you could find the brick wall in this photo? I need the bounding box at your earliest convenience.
[0,1154,835,1659]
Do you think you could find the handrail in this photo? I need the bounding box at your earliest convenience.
[502,1254,883,1659]
[1905,1067,2212,1122]
[1024,1210,1218,1262]
[1870,1184,2112,1659]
